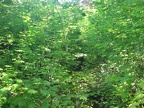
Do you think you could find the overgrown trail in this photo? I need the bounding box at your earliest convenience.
[0,0,144,108]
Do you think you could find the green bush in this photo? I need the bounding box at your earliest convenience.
[0,0,143,107]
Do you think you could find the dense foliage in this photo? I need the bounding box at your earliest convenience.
[0,0,143,108]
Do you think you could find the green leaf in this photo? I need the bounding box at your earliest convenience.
[28,103,36,108]
[27,89,38,94]
[1,87,10,92]
[41,89,49,96]
[11,84,19,91]
[79,95,88,101]
[16,79,23,83]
